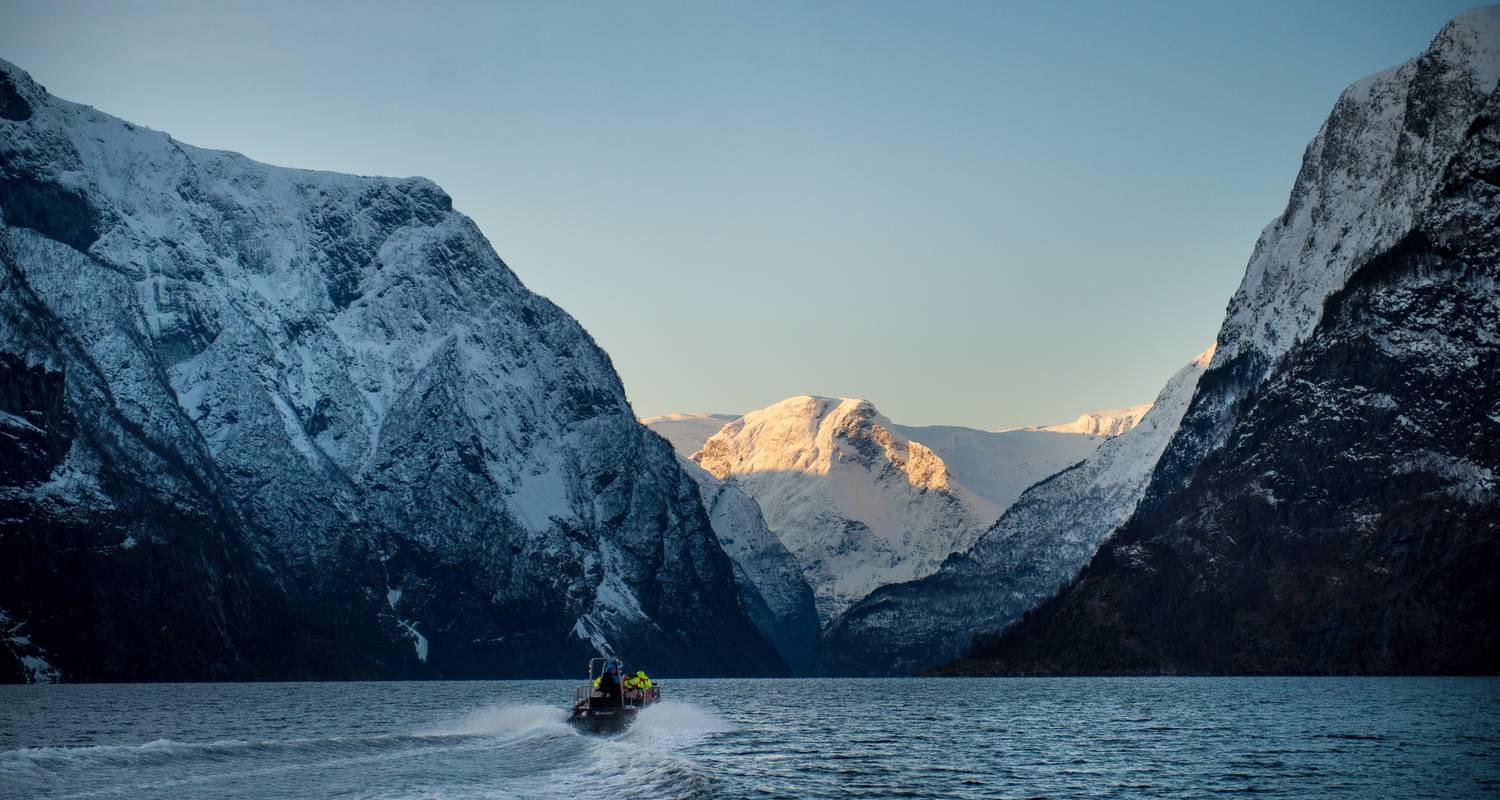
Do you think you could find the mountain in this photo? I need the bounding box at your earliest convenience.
[0,58,784,682]
[943,7,1500,676]
[643,399,1138,636]
[692,396,1005,624]
[1030,404,1152,436]
[819,348,1211,675]
[645,410,1112,515]
[641,401,1116,665]
[638,412,737,457]
[677,457,820,673]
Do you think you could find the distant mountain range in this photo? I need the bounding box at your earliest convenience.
[647,398,1123,628]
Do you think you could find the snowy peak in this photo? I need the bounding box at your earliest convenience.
[1214,6,1500,376]
[1157,7,1500,496]
[646,397,1135,630]
[697,396,970,498]
[1031,404,1152,436]
[694,396,1002,623]
[1435,6,1500,87]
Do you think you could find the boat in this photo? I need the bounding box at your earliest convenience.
[568,657,660,733]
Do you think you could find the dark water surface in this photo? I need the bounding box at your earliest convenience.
[2,678,1496,799]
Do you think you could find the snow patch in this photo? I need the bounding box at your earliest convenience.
[384,587,428,663]
[1,608,61,683]
[570,616,614,657]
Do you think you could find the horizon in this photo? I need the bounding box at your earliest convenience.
[0,0,1481,428]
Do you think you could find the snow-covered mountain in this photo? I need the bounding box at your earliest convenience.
[820,348,1211,674]
[1029,404,1151,436]
[1153,7,1500,495]
[639,412,737,457]
[648,410,1112,516]
[945,7,1500,676]
[0,58,784,682]
[644,398,1139,631]
[691,397,1002,623]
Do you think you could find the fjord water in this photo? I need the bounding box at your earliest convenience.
[3,678,1496,799]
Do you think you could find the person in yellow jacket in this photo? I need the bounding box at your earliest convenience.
[634,671,655,701]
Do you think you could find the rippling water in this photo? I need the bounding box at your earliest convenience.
[3,678,1497,799]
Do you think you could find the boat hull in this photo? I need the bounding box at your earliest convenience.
[568,705,639,734]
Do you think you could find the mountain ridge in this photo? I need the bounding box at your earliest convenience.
[939,6,1500,677]
[0,57,784,682]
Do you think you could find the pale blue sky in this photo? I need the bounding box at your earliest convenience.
[1,1,1478,427]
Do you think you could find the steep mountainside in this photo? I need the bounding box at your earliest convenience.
[946,8,1500,676]
[678,457,819,674]
[1153,7,1500,495]
[694,396,1004,624]
[820,349,1211,675]
[0,59,782,682]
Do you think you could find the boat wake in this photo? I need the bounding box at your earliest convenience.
[631,701,733,735]
[3,701,734,800]
[418,703,572,738]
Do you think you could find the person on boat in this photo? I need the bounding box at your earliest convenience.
[593,660,623,701]
[634,670,654,701]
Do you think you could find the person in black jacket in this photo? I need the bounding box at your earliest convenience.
[592,660,623,706]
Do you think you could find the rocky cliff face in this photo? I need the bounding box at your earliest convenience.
[944,8,1500,676]
[819,350,1210,675]
[1153,7,1500,495]
[0,59,783,682]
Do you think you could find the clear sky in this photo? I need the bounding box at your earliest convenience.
[1,1,1480,428]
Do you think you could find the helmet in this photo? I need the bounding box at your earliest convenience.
[637,671,646,678]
